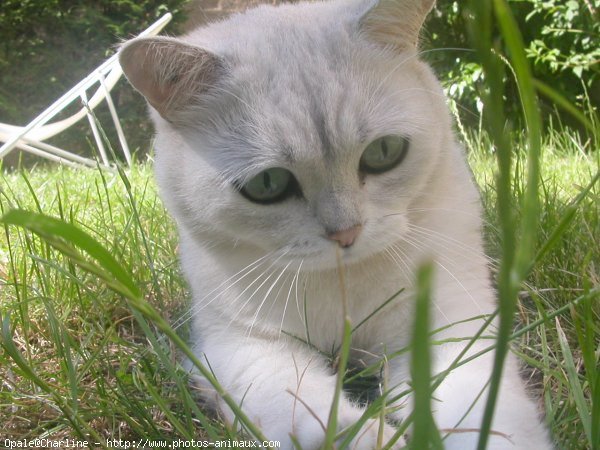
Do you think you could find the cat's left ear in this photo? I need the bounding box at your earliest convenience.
[119,37,223,120]
[358,0,435,50]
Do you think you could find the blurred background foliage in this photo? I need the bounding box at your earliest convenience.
[0,0,598,164]
[0,0,189,166]
[425,0,599,130]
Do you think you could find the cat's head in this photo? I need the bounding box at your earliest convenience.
[120,0,454,270]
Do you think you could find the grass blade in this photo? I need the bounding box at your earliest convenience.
[410,262,443,450]
[0,314,105,444]
[467,0,544,447]
[533,170,600,268]
[532,79,595,132]
[555,318,592,444]
[1,209,141,299]
[324,249,354,450]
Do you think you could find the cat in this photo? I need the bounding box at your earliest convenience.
[119,0,552,448]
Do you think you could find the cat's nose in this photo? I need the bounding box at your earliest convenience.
[327,225,362,248]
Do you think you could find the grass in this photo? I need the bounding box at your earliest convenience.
[1,1,599,448]
[0,164,197,442]
[467,126,599,449]
[0,124,597,448]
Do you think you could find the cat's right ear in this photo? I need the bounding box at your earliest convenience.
[358,0,435,50]
[119,37,223,120]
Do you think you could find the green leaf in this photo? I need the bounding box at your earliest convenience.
[0,209,141,299]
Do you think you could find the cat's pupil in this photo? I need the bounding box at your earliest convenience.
[263,171,272,191]
[380,140,388,161]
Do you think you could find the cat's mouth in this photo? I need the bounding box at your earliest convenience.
[278,236,380,271]
[275,217,405,269]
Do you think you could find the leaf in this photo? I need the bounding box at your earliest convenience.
[0,209,141,299]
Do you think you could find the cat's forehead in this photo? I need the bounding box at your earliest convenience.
[202,78,368,186]
[248,66,368,162]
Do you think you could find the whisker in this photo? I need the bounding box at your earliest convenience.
[171,250,276,331]
[294,260,306,329]
[246,260,294,338]
[279,259,304,339]
[224,251,291,326]
[400,234,487,319]
[407,223,498,267]
[265,270,294,331]
[408,227,486,258]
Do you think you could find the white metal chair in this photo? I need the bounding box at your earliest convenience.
[0,13,172,169]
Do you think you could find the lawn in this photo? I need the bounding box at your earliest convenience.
[0,123,597,448]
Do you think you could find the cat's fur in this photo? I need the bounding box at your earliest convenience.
[120,0,552,448]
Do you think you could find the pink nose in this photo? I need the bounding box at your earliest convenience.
[327,225,362,248]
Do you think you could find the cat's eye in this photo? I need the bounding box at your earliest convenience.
[360,136,409,174]
[240,167,298,204]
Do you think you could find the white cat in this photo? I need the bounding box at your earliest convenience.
[120,0,552,448]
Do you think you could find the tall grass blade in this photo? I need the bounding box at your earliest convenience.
[324,249,353,450]
[532,79,595,132]
[555,318,592,444]
[467,0,544,447]
[410,262,443,450]
[352,288,404,335]
[1,209,140,299]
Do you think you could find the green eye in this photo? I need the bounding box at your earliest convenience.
[360,136,409,174]
[240,168,297,204]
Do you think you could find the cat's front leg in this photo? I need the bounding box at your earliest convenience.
[430,344,551,449]
[193,332,401,450]
[387,343,551,449]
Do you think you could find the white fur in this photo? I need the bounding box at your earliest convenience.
[121,0,552,448]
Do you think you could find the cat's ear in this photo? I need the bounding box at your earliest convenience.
[358,0,435,50]
[119,37,223,120]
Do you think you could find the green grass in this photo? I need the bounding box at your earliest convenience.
[0,125,597,448]
[466,126,599,449]
[0,164,199,442]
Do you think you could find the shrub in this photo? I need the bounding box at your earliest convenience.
[425,0,599,129]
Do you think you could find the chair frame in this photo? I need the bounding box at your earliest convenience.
[0,13,172,168]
